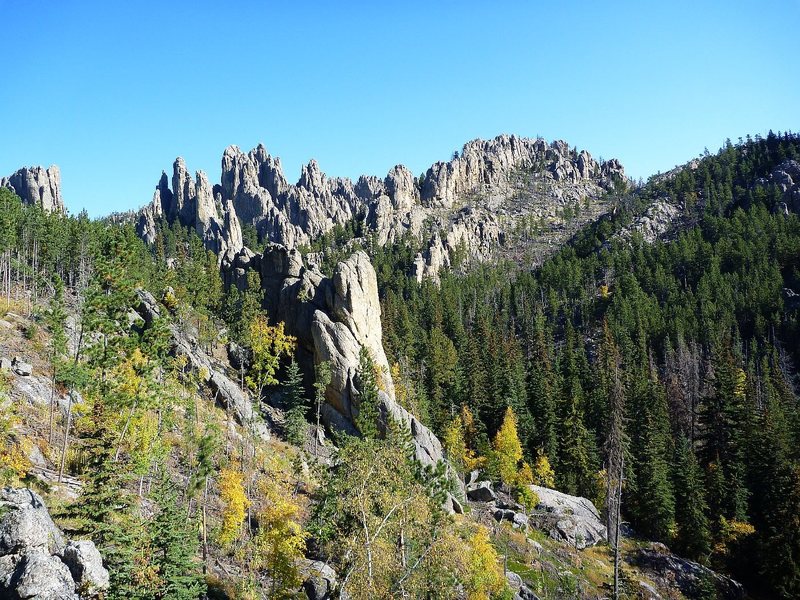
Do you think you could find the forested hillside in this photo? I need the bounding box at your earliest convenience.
[1,132,799,599]
[370,132,800,598]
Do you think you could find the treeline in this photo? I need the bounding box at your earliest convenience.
[371,132,800,598]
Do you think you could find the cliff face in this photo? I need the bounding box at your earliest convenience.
[136,134,625,277]
[2,165,65,213]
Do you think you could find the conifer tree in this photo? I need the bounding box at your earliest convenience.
[282,359,307,446]
[149,467,205,600]
[673,436,711,560]
[355,346,381,438]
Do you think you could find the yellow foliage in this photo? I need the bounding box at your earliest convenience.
[532,449,556,488]
[246,316,296,392]
[443,409,485,475]
[734,368,747,400]
[492,406,523,486]
[0,385,30,486]
[516,461,534,486]
[599,284,610,299]
[460,405,479,451]
[254,483,308,598]
[218,468,250,547]
[464,526,505,600]
[113,347,148,400]
[714,517,755,557]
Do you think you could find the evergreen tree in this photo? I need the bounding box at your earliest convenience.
[355,346,381,439]
[150,467,205,600]
[282,359,307,446]
[673,436,711,560]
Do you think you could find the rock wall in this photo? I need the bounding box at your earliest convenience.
[136,160,244,262]
[2,165,65,213]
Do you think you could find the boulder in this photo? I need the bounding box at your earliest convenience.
[506,570,540,600]
[62,540,109,597]
[0,357,11,371]
[493,508,529,529]
[11,357,32,377]
[466,481,497,502]
[527,486,606,549]
[634,546,744,599]
[0,488,66,555]
[8,552,76,600]
[300,559,339,600]
[0,487,109,600]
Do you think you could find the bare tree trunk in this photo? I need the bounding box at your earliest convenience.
[58,392,74,483]
[48,361,57,446]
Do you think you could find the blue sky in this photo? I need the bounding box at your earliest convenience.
[1,0,797,216]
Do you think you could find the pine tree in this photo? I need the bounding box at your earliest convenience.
[149,467,205,600]
[527,311,558,463]
[282,359,307,446]
[355,347,381,438]
[630,378,675,542]
[673,436,711,560]
[558,382,596,497]
[68,401,143,599]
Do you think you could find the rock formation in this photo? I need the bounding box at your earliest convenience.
[527,485,607,549]
[136,135,626,279]
[2,165,65,213]
[762,158,800,213]
[136,161,244,261]
[0,487,109,599]
[222,245,463,512]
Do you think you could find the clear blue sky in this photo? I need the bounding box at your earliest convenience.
[1,0,797,217]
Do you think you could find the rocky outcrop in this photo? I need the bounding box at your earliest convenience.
[137,135,625,279]
[466,481,497,502]
[242,245,393,420]
[300,559,341,600]
[2,165,65,213]
[421,135,622,209]
[634,544,744,600]
[764,159,800,213]
[527,485,607,549]
[225,246,464,511]
[0,487,109,599]
[134,289,270,441]
[615,198,682,244]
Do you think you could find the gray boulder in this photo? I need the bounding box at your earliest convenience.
[527,485,606,549]
[634,546,744,599]
[506,571,540,600]
[466,481,497,502]
[493,508,529,529]
[8,552,76,600]
[300,560,339,600]
[0,487,109,600]
[0,488,66,555]
[12,357,32,377]
[62,540,109,597]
